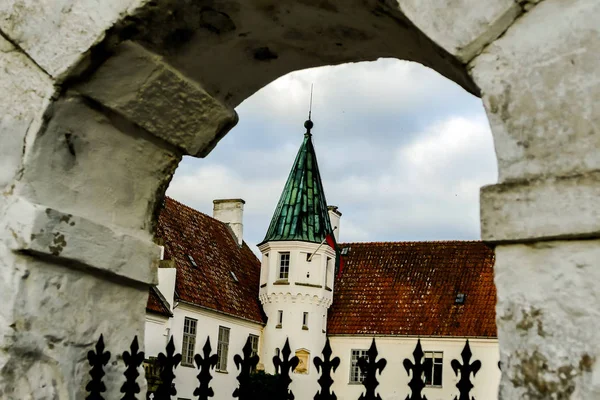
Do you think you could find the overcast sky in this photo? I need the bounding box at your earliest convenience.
[167,58,498,250]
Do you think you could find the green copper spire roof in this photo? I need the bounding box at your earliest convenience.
[259,119,333,245]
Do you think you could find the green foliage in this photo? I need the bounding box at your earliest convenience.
[245,370,279,399]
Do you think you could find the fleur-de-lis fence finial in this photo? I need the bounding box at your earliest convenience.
[154,336,182,400]
[120,336,145,400]
[451,340,482,400]
[86,334,111,400]
[233,336,260,400]
[273,338,299,400]
[358,339,387,400]
[314,338,341,400]
[402,339,430,400]
[194,337,218,400]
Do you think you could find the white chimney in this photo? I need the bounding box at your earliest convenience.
[213,199,245,246]
[328,205,342,243]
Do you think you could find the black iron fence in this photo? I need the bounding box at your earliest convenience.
[85,335,488,400]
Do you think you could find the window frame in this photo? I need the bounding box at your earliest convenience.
[248,334,260,358]
[302,312,309,330]
[181,317,197,367]
[216,326,230,372]
[349,349,369,384]
[424,351,444,387]
[276,310,283,328]
[278,252,290,280]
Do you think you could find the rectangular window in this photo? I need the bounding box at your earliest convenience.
[349,349,369,383]
[424,351,443,387]
[181,317,197,366]
[248,334,259,373]
[277,310,283,328]
[216,326,230,371]
[302,312,309,329]
[279,252,290,280]
[248,334,259,358]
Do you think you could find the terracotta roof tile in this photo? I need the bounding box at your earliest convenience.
[147,286,172,317]
[328,241,496,337]
[147,197,264,324]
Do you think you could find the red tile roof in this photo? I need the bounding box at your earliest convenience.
[148,197,264,324]
[147,286,173,317]
[328,241,496,337]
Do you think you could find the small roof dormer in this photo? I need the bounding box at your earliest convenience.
[259,118,333,246]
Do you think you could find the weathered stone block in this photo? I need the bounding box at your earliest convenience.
[0,244,149,399]
[0,35,54,190]
[16,95,180,232]
[495,241,600,398]
[2,197,159,285]
[396,0,520,62]
[0,0,145,78]
[481,172,600,242]
[76,41,238,157]
[471,0,600,182]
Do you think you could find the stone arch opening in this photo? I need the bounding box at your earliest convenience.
[169,58,496,248]
[2,1,599,399]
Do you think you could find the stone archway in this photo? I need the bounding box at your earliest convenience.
[1,0,599,398]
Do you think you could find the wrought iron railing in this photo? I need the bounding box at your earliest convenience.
[85,335,487,400]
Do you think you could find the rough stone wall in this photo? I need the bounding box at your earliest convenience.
[1,0,599,398]
[0,2,236,397]
[472,0,600,397]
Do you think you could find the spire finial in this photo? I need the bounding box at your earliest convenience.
[304,84,314,134]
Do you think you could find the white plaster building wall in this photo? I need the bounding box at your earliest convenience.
[156,267,176,311]
[259,241,336,397]
[259,242,335,303]
[329,336,500,400]
[261,299,329,397]
[145,303,263,399]
[144,314,171,357]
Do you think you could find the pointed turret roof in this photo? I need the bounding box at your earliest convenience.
[259,119,333,245]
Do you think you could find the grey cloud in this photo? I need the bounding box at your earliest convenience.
[169,59,497,250]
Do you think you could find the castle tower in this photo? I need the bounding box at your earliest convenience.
[258,118,337,396]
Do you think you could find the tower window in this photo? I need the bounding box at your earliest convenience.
[302,312,309,330]
[326,257,333,289]
[279,252,290,280]
[276,310,283,328]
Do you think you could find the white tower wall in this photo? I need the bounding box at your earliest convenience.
[258,241,336,398]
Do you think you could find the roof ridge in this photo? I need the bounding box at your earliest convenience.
[339,240,486,246]
[164,196,251,249]
[165,196,212,219]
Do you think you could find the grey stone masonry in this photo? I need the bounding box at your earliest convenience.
[1,0,600,398]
